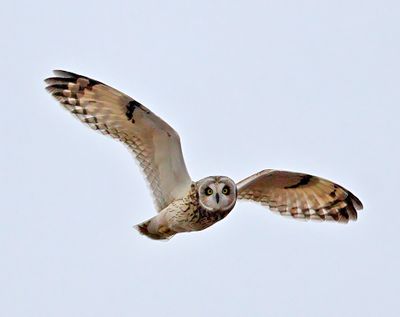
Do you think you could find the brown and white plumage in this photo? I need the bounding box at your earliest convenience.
[45,70,191,211]
[45,70,363,240]
[237,170,362,223]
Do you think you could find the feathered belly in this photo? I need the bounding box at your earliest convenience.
[168,205,233,232]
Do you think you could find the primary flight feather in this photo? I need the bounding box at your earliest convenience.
[45,70,363,240]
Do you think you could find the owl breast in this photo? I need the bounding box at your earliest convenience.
[165,183,236,233]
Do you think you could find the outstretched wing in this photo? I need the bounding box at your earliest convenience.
[45,70,192,212]
[237,169,363,223]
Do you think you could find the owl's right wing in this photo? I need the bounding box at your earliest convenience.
[237,169,363,223]
[45,70,192,212]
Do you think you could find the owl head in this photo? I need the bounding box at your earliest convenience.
[196,176,237,212]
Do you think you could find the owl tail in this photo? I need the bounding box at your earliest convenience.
[134,217,176,241]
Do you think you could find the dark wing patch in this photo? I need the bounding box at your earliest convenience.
[126,100,143,122]
[284,174,312,189]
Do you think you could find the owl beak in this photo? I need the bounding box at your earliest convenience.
[215,193,220,204]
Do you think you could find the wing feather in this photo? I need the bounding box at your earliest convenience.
[45,70,192,211]
[237,169,363,223]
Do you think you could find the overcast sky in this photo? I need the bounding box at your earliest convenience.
[1,1,399,316]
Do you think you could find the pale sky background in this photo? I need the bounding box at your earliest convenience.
[1,1,399,316]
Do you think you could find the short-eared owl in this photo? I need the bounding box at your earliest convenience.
[45,70,363,240]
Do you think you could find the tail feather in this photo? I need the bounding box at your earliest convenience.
[134,218,176,240]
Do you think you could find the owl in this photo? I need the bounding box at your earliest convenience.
[45,70,363,240]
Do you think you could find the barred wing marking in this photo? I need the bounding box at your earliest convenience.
[45,70,192,211]
[237,169,363,223]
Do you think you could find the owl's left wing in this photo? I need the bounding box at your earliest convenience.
[237,169,363,223]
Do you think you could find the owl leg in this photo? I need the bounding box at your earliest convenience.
[134,215,177,240]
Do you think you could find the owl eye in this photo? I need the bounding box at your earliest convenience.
[205,187,213,196]
[222,186,230,195]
